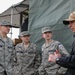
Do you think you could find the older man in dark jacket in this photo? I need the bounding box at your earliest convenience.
[48,11,75,75]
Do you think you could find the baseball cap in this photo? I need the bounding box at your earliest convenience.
[63,11,75,25]
[0,20,12,27]
[19,31,30,37]
[42,27,52,33]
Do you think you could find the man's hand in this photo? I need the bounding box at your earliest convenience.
[48,50,61,62]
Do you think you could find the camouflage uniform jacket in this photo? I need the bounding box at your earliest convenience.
[14,42,40,75]
[0,35,14,73]
[38,39,69,75]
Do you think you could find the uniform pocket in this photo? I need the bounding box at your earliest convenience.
[8,46,13,52]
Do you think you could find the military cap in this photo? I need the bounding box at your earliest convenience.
[63,11,75,25]
[19,31,30,37]
[42,27,52,33]
[0,20,12,27]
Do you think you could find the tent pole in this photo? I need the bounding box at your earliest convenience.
[20,13,23,32]
[10,7,13,39]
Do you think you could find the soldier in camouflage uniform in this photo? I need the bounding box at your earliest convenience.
[38,27,69,75]
[0,20,15,75]
[14,31,40,75]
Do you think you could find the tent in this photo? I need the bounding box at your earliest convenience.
[0,0,29,28]
[29,0,75,54]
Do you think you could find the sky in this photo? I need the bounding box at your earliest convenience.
[0,0,23,14]
[0,0,23,39]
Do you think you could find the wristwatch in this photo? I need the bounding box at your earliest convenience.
[56,58,59,63]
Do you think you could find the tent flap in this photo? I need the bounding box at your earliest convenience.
[29,0,75,53]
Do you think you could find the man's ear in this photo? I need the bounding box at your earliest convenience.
[0,25,1,28]
[42,34,44,38]
[20,36,22,40]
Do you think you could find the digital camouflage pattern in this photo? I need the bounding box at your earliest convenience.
[38,39,69,75]
[0,35,14,75]
[14,42,40,75]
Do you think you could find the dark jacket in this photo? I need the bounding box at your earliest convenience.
[56,41,75,75]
